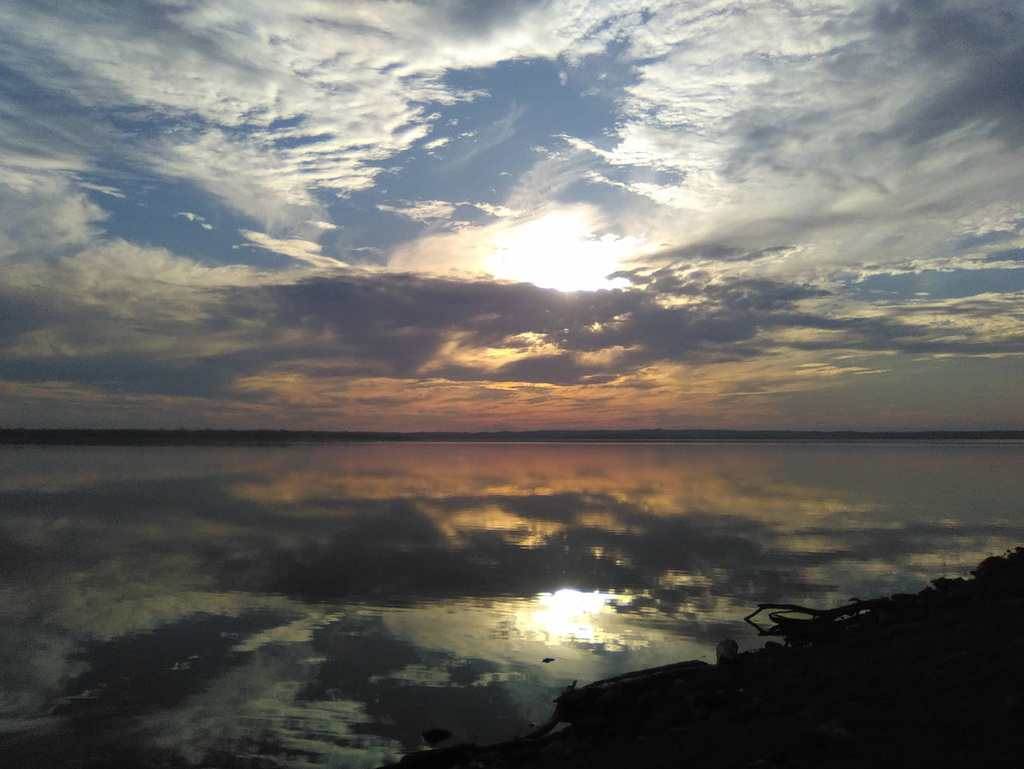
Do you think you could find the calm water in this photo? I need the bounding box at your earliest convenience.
[1,441,1023,767]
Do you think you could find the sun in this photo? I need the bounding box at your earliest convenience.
[485,210,642,292]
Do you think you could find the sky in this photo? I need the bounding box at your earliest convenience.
[1,0,1023,431]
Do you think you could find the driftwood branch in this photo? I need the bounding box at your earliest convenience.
[744,597,896,642]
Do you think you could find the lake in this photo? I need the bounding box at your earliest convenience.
[1,441,1022,767]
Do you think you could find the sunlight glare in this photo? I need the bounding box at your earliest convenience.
[485,211,641,292]
[530,588,629,643]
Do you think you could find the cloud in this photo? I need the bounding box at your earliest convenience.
[874,0,1024,146]
[444,101,527,168]
[5,0,1021,265]
[378,200,458,225]
[77,182,124,199]
[2,0,1023,430]
[0,0,632,237]
[3,234,1023,430]
[264,267,1019,390]
[239,229,347,269]
[538,0,1024,281]
[0,239,297,399]
[0,166,106,258]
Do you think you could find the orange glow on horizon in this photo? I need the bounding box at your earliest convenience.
[229,441,873,542]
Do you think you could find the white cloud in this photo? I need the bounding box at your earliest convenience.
[0,166,106,258]
[5,0,1020,274]
[444,101,527,168]
[423,136,452,150]
[387,221,499,275]
[3,0,579,234]
[239,229,347,269]
[475,202,521,219]
[77,181,124,198]
[378,200,457,224]
[0,0,674,240]
[0,239,301,366]
[531,0,1024,281]
[175,211,211,230]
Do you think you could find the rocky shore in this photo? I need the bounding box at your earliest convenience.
[384,547,1024,769]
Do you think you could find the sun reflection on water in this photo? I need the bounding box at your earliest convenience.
[528,588,634,646]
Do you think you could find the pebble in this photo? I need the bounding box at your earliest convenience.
[716,638,739,664]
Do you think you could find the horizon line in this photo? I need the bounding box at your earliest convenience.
[2,427,1023,446]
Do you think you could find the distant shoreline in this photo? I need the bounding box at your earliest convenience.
[2,428,1023,446]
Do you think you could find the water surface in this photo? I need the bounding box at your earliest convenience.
[1,441,1022,767]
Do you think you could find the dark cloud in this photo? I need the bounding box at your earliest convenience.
[871,0,1016,59]
[854,268,1024,300]
[891,51,1024,146]
[5,260,1021,403]
[264,274,637,379]
[711,0,1024,202]
[0,293,49,344]
[485,353,605,386]
[721,107,839,183]
[0,353,242,397]
[784,294,1024,357]
[0,47,151,185]
[610,242,791,269]
[874,0,1024,146]
[433,0,548,36]
[987,248,1024,263]
[262,270,832,384]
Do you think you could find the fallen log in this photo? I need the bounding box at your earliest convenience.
[744,596,904,643]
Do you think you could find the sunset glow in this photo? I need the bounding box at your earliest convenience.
[1,0,1022,430]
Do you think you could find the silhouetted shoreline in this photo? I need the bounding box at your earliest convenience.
[2,427,1023,446]
[382,547,1024,769]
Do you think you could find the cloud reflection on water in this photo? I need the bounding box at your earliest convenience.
[1,442,1022,766]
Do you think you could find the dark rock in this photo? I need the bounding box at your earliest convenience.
[666,726,689,743]
[716,638,739,664]
[539,740,568,761]
[572,716,611,736]
[669,677,689,694]
[595,688,625,709]
[636,689,662,710]
[644,709,674,735]
[707,706,730,726]
[398,742,473,767]
[813,719,853,744]
[420,728,454,746]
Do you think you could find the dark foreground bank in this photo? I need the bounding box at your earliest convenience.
[384,548,1024,769]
